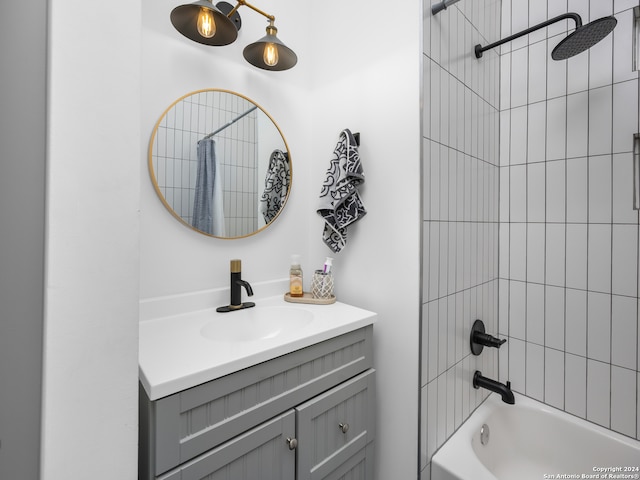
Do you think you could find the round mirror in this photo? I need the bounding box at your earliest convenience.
[149,89,292,238]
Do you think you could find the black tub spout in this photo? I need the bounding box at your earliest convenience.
[473,371,515,405]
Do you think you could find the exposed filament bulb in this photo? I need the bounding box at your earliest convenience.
[197,7,216,38]
[263,43,279,66]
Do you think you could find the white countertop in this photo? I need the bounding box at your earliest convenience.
[139,295,376,400]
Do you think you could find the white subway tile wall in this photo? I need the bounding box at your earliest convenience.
[499,0,639,442]
[421,0,501,477]
[421,0,640,478]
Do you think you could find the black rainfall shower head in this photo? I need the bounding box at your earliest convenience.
[475,13,618,61]
[551,16,618,60]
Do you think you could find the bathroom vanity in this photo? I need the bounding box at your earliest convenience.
[138,295,376,480]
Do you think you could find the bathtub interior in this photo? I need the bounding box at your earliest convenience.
[473,399,640,477]
[432,393,640,480]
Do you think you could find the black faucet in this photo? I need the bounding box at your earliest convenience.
[470,319,506,355]
[473,371,515,404]
[216,259,255,313]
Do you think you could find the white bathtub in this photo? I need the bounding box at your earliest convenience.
[432,393,640,480]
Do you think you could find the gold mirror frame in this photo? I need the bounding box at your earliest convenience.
[148,89,292,239]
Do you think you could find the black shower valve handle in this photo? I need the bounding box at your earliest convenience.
[470,319,506,355]
[473,331,507,348]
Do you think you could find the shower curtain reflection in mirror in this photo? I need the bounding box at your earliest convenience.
[192,138,226,236]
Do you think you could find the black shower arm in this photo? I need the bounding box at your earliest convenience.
[475,12,582,58]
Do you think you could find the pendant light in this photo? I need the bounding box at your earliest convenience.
[170,0,240,46]
[243,20,297,71]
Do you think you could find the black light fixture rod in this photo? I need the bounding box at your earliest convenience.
[475,12,582,58]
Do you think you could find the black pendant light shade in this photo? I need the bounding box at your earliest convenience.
[243,25,298,71]
[170,0,238,46]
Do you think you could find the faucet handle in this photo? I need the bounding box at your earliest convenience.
[231,259,242,273]
[470,319,506,355]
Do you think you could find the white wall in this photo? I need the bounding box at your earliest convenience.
[308,2,422,479]
[499,0,640,440]
[40,0,142,478]
[141,0,422,478]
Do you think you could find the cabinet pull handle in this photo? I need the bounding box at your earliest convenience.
[338,422,350,434]
[286,437,298,450]
[634,134,640,210]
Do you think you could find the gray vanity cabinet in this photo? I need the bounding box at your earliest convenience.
[139,325,375,480]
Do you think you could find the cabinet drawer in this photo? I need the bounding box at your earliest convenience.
[296,369,375,480]
[158,410,295,480]
[143,325,373,476]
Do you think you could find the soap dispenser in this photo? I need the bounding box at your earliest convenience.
[289,255,303,297]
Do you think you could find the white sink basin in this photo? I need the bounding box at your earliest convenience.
[140,293,377,400]
[200,306,314,343]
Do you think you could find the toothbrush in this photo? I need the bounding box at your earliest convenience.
[323,257,333,274]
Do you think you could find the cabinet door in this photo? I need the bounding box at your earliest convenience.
[296,370,375,480]
[158,410,296,480]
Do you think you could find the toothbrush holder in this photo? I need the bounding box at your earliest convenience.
[311,270,334,299]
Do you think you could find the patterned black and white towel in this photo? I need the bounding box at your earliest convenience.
[260,149,290,223]
[317,129,366,253]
